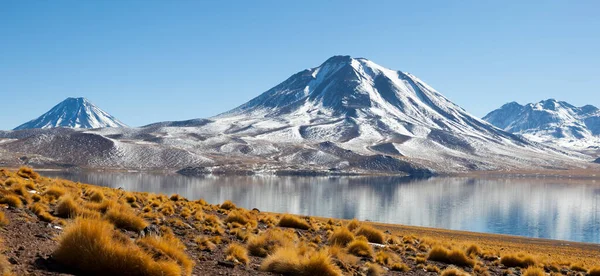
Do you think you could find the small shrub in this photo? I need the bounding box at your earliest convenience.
[500,253,536,268]
[328,227,354,246]
[523,267,545,276]
[347,237,373,257]
[226,243,249,265]
[105,205,148,232]
[278,214,311,230]
[220,200,237,210]
[0,211,8,226]
[0,195,22,208]
[427,246,475,267]
[354,225,384,244]
[441,267,470,276]
[260,247,342,276]
[588,267,600,276]
[247,229,293,257]
[54,218,182,276]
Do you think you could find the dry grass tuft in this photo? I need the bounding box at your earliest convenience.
[17,166,39,179]
[440,267,470,276]
[0,195,22,208]
[220,200,237,210]
[195,236,216,252]
[89,190,105,202]
[278,214,311,230]
[570,263,587,272]
[328,227,354,246]
[0,211,8,226]
[137,235,194,275]
[261,247,342,276]
[523,267,545,276]
[54,218,183,276]
[55,196,80,218]
[105,205,148,232]
[226,243,249,265]
[225,210,254,226]
[588,267,600,276]
[0,251,11,276]
[43,185,66,199]
[347,219,361,231]
[354,225,384,244]
[365,262,384,276]
[247,229,293,257]
[347,237,373,258]
[30,203,55,222]
[500,253,537,268]
[466,244,481,256]
[427,246,475,267]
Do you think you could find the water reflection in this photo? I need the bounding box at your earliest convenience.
[41,172,600,243]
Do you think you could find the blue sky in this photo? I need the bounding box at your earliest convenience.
[1,1,598,129]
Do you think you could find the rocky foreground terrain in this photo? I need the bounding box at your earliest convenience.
[0,167,599,276]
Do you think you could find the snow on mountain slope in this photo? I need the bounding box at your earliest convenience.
[14,97,127,130]
[1,57,592,173]
[484,99,600,149]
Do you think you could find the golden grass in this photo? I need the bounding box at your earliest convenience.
[225,210,253,226]
[54,218,183,276]
[89,190,105,202]
[226,243,249,265]
[440,267,470,276]
[427,246,475,267]
[43,185,66,199]
[466,244,481,256]
[220,200,237,210]
[0,211,7,226]
[0,252,10,276]
[570,263,587,272]
[500,253,537,268]
[354,225,384,244]
[260,247,342,276]
[137,235,194,275]
[54,196,80,218]
[247,229,293,257]
[523,267,545,276]
[365,262,384,276]
[104,205,148,232]
[0,195,22,208]
[195,236,217,252]
[328,227,354,246]
[278,214,311,230]
[346,237,373,257]
[346,219,360,231]
[29,203,55,222]
[17,167,39,179]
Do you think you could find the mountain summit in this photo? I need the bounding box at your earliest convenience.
[484,99,600,149]
[14,97,127,130]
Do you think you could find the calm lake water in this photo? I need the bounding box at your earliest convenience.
[40,171,600,244]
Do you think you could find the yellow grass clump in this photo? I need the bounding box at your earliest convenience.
[226,243,249,265]
[220,200,237,210]
[278,214,311,230]
[30,203,55,222]
[0,251,11,276]
[137,235,194,275]
[0,195,22,208]
[570,263,587,272]
[523,266,545,276]
[53,218,183,276]
[427,246,475,267]
[347,236,373,257]
[365,262,384,276]
[346,219,361,231]
[54,196,81,218]
[43,185,67,199]
[440,267,470,276]
[105,205,148,232]
[354,225,385,244]
[195,236,217,252]
[328,227,354,246]
[500,253,537,268]
[225,210,253,226]
[260,247,342,276]
[0,211,8,226]
[466,244,481,256]
[247,229,293,257]
[89,190,105,202]
[17,166,39,179]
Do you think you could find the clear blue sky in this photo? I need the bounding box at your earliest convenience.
[1,0,598,129]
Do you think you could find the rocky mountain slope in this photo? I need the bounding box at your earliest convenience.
[0,57,592,174]
[484,99,600,150]
[14,97,127,130]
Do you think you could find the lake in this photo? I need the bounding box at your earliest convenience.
[40,171,600,244]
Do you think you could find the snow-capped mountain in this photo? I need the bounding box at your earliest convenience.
[14,97,127,130]
[0,57,590,173]
[483,99,600,149]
